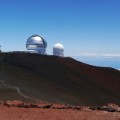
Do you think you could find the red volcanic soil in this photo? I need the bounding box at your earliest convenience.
[0,106,120,120]
[0,101,120,120]
[0,53,120,106]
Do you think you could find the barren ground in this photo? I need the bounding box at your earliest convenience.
[0,101,120,120]
[0,53,120,120]
[0,105,120,120]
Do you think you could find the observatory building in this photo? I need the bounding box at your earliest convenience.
[26,34,47,54]
[53,43,64,57]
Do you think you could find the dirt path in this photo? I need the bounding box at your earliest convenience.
[0,80,40,102]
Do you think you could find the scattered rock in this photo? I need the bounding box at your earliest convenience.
[4,100,24,107]
[2,100,120,112]
[89,104,120,112]
[37,104,53,108]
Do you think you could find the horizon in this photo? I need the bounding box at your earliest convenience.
[73,55,120,70]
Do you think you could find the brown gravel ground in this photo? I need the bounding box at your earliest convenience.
[0,105,120,120]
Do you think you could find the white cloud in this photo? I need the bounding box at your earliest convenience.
[79,53,120,58]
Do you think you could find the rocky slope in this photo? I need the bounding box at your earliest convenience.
[0,52,120,106]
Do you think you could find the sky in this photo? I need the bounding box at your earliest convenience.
[0,0,120,57]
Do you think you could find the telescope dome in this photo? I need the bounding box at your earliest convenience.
[53,43,64,57]
[26,34,47,54]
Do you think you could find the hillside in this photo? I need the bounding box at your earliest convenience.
[0,52,120,106]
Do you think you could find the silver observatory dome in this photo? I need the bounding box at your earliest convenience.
[26,34,47,54]
[53,43,64,57]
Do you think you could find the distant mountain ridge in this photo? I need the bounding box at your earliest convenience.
[0,53,120,106]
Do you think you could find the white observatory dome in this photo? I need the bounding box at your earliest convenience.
[26,34,47,54]
[53,43,64,57]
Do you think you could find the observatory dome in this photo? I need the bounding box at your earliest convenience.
[53,43,64,57]
[26,34,47,54]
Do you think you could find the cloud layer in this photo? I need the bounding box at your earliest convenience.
[80,53,120,58]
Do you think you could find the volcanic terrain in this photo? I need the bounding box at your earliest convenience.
[0,52,120,106]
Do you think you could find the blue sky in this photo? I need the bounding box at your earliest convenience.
[0,0,120,56]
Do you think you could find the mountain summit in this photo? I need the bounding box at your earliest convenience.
[0,53,120,106]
